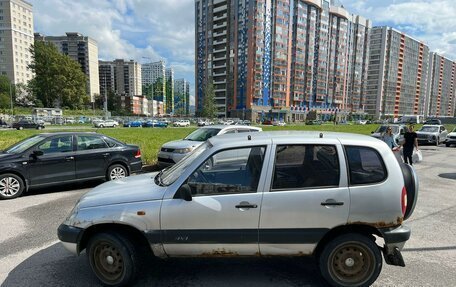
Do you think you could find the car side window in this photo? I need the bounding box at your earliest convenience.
[77,135,108,151]
[187,146,266,196]
[345,146,387,185]
[103,137,120,148]
[272,145,340,190]
[38,136,73,154]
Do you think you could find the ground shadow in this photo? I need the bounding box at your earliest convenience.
[2,243,328,287]
[25,179,103,197]
[438,173,456,180]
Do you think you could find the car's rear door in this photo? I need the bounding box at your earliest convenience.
[160,145,269,256]
[27,135,76,186]
[74,135,111,179]
[258,140,350,255]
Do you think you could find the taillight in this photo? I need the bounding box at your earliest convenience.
[401,186,407,216]
[135,149,141,159]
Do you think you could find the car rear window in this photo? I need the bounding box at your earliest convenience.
[272,145,340,190]
[344,146,387,185]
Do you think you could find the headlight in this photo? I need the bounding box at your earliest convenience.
[174,147,194,154]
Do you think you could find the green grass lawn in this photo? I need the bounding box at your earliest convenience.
[1,123,454,165]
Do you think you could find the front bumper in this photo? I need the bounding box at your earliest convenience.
[57,224,83,254]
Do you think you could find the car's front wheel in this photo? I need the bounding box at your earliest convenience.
[87,233,140,287]
[319,233,382,287]
[99,124,104,128]
[107,164,128,181]
[0,173,25,200]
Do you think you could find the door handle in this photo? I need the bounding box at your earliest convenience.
[235,202,258,209]
[65,156,74,161]
[321,200,344,206]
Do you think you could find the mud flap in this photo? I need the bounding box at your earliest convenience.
[382,245,405,267]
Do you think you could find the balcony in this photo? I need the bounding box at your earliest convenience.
[213,22,227,29]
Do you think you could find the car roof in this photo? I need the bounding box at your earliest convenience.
[199,124,260,130]
[34,132,102,137]
[208,131,380,146]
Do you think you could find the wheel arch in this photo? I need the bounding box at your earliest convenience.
[78,223,152,256]
[313,224,382,258]
[107,161,130,176]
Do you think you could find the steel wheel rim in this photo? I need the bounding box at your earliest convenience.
[328,241,375,286]
[0,177,21,197]
[110,167,126,180]
[92,241,124,283]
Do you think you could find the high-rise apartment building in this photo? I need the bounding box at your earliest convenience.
[0,0,34,84]
[365,26,430,119]
[196,0,371,120]
[98,59,142,97]
[35,32,100,102]
[165,67,174,114]
[175,78,190,116]
[426,53,456,117]
[141,60,166,108]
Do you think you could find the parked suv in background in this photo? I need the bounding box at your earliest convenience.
[416,125,448,145]
[158,125,262,166]
[59,131,418,287]
[93,119,119,128]
[444,127,456,147]
[173,120,190,127]
[12,119,45,130]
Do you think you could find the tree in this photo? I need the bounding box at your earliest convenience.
[0,75,13,109]
[14,83,35,107]
[202,81,217,119]
[28,41,88,109]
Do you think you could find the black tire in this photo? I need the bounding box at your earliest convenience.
[87,233,140,287]
[107,164,128,181]
[446,143,450,147]
[99,124,104,128]
[18,126,23,130]
[319,233,382,287]
[0,173,25,200]
[37,126,43,130]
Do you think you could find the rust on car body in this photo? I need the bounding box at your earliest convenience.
[200,249,239,257]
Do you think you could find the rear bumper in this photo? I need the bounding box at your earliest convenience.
[130,160,143,173]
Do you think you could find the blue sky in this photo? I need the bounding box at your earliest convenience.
[30,0,456,105]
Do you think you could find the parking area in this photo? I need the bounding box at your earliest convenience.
[0,146,455,286]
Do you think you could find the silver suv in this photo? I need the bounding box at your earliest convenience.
[58,131,418,287]
[157,125,262,166]
[371,124,407,145]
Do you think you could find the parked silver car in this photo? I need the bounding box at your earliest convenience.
[416,125,448,145]
[157,125,262,166]
[58,131,418,287]
[93,119,119,128]
[371,124,407,145]
[444,127,456,147]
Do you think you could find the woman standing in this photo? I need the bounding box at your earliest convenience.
[381,127,399,150]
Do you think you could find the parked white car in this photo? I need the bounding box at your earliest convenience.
[93,119,119,128]
[158,125,262,166]
[59,131,418,287]
[173,120,190,127]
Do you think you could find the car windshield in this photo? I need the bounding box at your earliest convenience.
[158,142,210,186]
[4,135,46,154]
[419,126,439,132]
[376,126,398,133]
[185,128,221,141]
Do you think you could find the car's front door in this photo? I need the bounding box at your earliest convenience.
[259,142,350,255]
[160,146,268,256]
[27,135,76,186]
[74,135,110,179]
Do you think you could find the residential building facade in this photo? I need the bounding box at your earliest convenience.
[165,67,174,114]
[0,0,34,84]
[98,59,142,97]
[365,26,430,119]
[174,78,190,116]
[119,95,148,116]
[196,0,371,121]
[141,60,166,107]
[34,32,100,102]
[426,52,456,117]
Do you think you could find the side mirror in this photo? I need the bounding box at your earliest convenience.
[371,131,374,134]
[175,184,192,201]
[32,150,43,157]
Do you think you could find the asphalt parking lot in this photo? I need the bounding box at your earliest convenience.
[1,146,455,287]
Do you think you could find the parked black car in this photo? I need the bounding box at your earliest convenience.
[12,119,45,130]
[0,132,142,199]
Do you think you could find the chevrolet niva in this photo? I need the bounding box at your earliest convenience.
[58,131,418,287]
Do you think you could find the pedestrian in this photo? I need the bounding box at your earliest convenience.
[381,126,399,151]
[401,124,419,165]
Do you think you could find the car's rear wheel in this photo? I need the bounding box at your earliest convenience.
[87,233,140,287]
[319,233,382,287]
[37,126,42,130]
[107,164,128,181]
[18,126,23,130]
[446,143,450,147]
[99,124,104,128]
[0,173,25,200]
